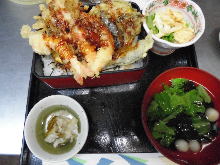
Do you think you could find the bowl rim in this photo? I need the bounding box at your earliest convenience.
[141,67,220,164]
[142,0,205,48]
[24,95,89,162]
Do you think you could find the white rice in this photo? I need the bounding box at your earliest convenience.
[41,55,144,76]
[103,60,144,72]
[41,56,72,76]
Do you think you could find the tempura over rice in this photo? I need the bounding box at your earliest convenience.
[21,0,153,85]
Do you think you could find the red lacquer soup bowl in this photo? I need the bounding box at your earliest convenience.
[141,67,220,165]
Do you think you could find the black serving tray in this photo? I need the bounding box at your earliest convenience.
[20,46,198,165]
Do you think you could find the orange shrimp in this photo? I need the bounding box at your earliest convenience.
[43,34,94,85]
[24,0,115,85]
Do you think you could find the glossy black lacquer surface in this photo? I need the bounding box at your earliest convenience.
[20,46,198,165]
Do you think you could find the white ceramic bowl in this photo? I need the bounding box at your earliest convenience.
[142,0,205,55]
[24,95,89,162]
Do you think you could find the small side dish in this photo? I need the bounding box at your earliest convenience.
[36,105,80,154]
[146,8,195,44]
[142,0,205,55]
[148,78,219,152]
[24,95,88,162]
[142,67,220,165]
